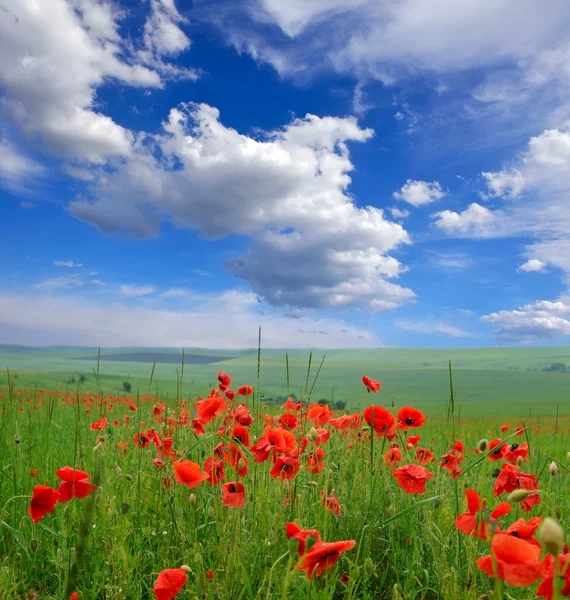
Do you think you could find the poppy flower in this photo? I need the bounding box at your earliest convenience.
[56,467,97,502]
[476,534,543,586]
[315,428,331,445]
[283,397,302,411]
[340,573,349,585]
[307,404,334,426]
[162,438,174,459]
[494,464,540,511]
[500,424,511,433]
[217,372,231,390]
[407,435,421,447]
[69,593,80,600]
[30,469,39,478]
[505,517,542,549]
[206,570,214,580]
[237,385,253,397]
[134,432,151,448]
[230,424,251,447]
[286,522,322,556]
[321,492,341,516]
[295,538,356,579]
[363,406,396,438]
[397,407,426,430]
[153,458,166,469]
[454,490,511,540]
[415,448,434,464]
[172,460,208,488]
[384,446,402,467]
[362,376,381,393]
[223,444,248,477]
[56,466,90,482]
[90,416,108,431]
[221,482,245,508]
[204,457,225,486]
[279,413,298,430]
[502,442,529,464]
[270,457,301,481]
[537,554,570,599]
[191,419,206,435]
[488,438,506,460]
[28,485,60,523]
[196,396,226,425]
[234,404,253,427]
[307,448,325,474]
[253,427,297,462]
[392,464,434,494]
[225,388,235,401]
[153,568,187,600]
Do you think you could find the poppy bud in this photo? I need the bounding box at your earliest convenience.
[567,451,570,461]
[555,506,562,520]
[548,461,558,476]
[208,506,215,517]
[507,489,534,503]
[116,466,123,476]
[124,474,133,481]
[305,534,318,552]
[489,518,499,534]
[194,552,203,565]
[538,517,564,555]
[263,555,272,567]
[189,493,196,505]
[287,538,299,554]
[476,439,488,453]
[237,458,246,471]
[516,455,524,466]
[364,557,374,576]
[308,428,318,442]
[29,539,38,553]
[361,426,371,433]
[181,564,192,573]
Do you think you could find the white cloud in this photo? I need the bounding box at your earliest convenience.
[69,104,414,310]
[433,203,495,235]
[429,252,473,270]
[0,138,45,192]
[482,169,525,199]
[0,0,194,166]
[35,274,85,290]
[18,201,37,209]
[120,284,156,297]
[393,179,446,207]
[518,259,546,273]
[389,207,409,219]
[481,300,570,341]
[53,260,83,268]
[0,290,379,348]
[62,164,96,182]
[91,279,107,286]
[395,319,471,338]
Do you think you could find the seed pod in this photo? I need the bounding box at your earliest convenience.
[507,489,534,503]
[189,493,196,505]
[539,518,564,555]
[287,538,299,554]
[516,455,524,466]
[548,461,558,476]
[477,439,488,453]
[124,474,133,481]
[308,428,318,442]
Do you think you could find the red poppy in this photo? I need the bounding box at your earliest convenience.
[221,482,245,508]
[494,464,540,512]
[476,534,543,586]
[279,413,298,430]
[206,569,214,580]
[69,593,80,600]
[153,568,187,600]
[234,403,253,426]
[28,485,60,523]
[384,446,402,467]
[307,403,334,426]
[90,416,108,431]
[204,457,226,486]
[55,467,97,502]
[152,405,164,416]
[253,427,297,462]
[295,538,356,579]
[407,435,421,447]
[230,424,251,447]
[134,432,151,448]
[340,573,349,585]
[505,517,542,549]
[362,376,381,393]
[270,457,301,481]
[191,419,206,435]
[283,397,302,411]
[315,428,331,445]
[225,388,235,401]
[500,424,511,433]
[321,492,341,516]
[397,407,426,430]
[454,490,511,540]
[307,448,325,474]
[363,406,396,437]
[488,438,506,460]
[196,396,226,425]
[502,442,529,464]
[172,460,208,488]
[286,522,322,555]
[537,554,570,599]
[153,458,166,469]
[415,448,434,464]
[237,385,253,397]
[223,444,248,477]
[392,464,434,494]
[30,469,39,478]
[162,437,174,459]
[217,372,231,389]
[56,466,90,482]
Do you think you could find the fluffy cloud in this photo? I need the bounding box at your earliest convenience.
[54,260,83,268]
[120,285,156,297]
[389,207,410,219]
[433,203,495,235]
[481,300,570,341]
[393,180,446,207]
[0,291,378,348]
[0,0,194,165]
[0,138,45,192]
[518,259,546,273]
[69,104,414,310]
[482,169,525,199]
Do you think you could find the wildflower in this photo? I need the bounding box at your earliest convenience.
[454,490,511,540]
[538,518,564,555]
[283,397,302,411]
[502,442,529,464]
[225,388,235,401]
[407,435,421,447]
[537,554,570,598]
[500,424,510,433]
[28,485,60,523]
[234,403,253,426]
[363,406,396,438]
[476,534,543,586]
[134,432,151,448]
[286,522,321,555]
[204,457,225,486]
[55,467,97,502]
[494,463,540,512]
[279,413,298,430]
[237,385,253,397]
[69,593,80,600]
[392,464,434,494]
[487,438,506,461]
[221,482,245,508]
[397,407,426,430]
[30,469,38,478]
[505,517,542,548]
[321,492,341,516]
[153,459,166,469]
[172,460,208,488]
[217,372,231,390]
[340,573,349,585]
[90,416,108,431]
[385,446,402,467]
[196,396,226,425]
[415,448,434,464]
[223,444,248,477]
[206,569,214,580]
[270,457,301,481]
[362,376,381,393]
[153,568,188,600]
[307,403,334,426]
[307,448,325,474]
[295,537,356,579]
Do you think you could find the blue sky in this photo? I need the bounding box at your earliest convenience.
[1,0,570,348]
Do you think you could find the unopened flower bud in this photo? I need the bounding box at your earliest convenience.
[516,455,524,466]
[288,538,299,554]
[208,506,215,517]
[477,439,488,453]
[305,534,318,552]
[507,489,533,503]
[308,428,318,442]
[237,458,246,471]
[548,461,558,476]
[566,451,570,461]
[29,539,38,552]
[189,493,196,505]
[364,557,374,576]
[539,518,564,555]
[555,506,562,520]
[124,474,133,481]
[194,552,203,565]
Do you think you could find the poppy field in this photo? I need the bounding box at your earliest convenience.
[1,367,569,600]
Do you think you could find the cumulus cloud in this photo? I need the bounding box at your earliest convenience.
[69,104,414,310]
[481,300,570,341]
[54,260,83,268]
[433,203,495,235]
[0,291,378,348]
[482,169,525,199]
[518,259,546,273]
[120,284,156,297]
[393,180,446,207]
[0,0,194,165]
[0,138,45,192]
[389,207,410,219]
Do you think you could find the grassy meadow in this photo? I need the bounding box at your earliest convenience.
[0,346,569,599]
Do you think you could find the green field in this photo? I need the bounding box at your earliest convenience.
[2,345,569,418]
